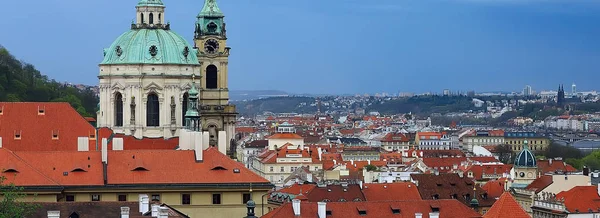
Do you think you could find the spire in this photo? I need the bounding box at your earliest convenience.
[199,0,224,17]
[185,75,201,131]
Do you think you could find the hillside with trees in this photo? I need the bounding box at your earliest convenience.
[0,46,98,117]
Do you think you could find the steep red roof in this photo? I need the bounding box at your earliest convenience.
[0,148,59,186]
[362,182,422,201]
[463,164,512,180]
[306,184,365,202]
[525,175,553,193]
[537,159,578,174]
[107,148,269,184]
[483,192,529,218]
[263,200,483,218]
[411,173,496,207]
[0,102,96,151]
[556,186,600,213]
[277,183,317,195]
[15,150,104,186]
[381,133,410,142]
[481,180,506,199]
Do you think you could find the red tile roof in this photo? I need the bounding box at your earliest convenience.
[556,186,600,213]
[422,157,466,173]
[277,183,317,195]
[411,173,496,207]
[263,200,483,218]
[97,128,179,150]
[381,133,410,142]
[483,192,529,218]
[525,175,553,193]
[481,180,506,199]
[537,159,578,174]
[463,164,512,180]
[267,133,304,139]
[0,102,96,151]
[362,182,422,201]
[305,184,365,202]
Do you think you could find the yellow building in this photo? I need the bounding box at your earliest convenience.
[504,132,550,152]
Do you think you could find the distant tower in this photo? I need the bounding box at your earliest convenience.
[316,97,322,115]
[523,85,533,97]
[572,83,577,96]
[557,85,565,106]
[185,76,201,131]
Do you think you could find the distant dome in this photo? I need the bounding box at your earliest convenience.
[137,0,164,7]
[101,29,199,66]
[514,140,536,167]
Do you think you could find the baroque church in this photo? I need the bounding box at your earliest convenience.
[97,0,236,153]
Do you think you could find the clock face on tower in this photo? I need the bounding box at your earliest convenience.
[204,39,219,54]
[519,172,525,178]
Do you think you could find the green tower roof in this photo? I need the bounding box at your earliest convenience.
[188,80,199,97]
[198,0,224,17]
[101,29,199,65]
[137,0,164,6]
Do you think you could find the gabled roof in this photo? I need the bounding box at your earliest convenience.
[362,182,422,201]
[481,180,506,199]
[525,175,553,193]
[380,133,410,142]
[0,148,59,186]
[15,150,104,186]
[262,200,483,218]
[483,192,529,218]
[537,159,578,174]
[0,102,96,151]
[411,173,496,207]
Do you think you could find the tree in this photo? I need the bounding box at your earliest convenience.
[364,164,378,172]
[496,144,513,164]
[0,176,38,218]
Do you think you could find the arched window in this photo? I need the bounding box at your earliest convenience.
[141,13,145,24]
[182,92,189,125]
[115,92,123,127]
[158,13,162,23]
[147,93,160,127]
[149,13,154,24]
[206,65,218,89]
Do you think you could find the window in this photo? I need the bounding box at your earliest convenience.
[280,167,285,172]
[115,92,123,126]
[140,13,145,24]
[151,194,161,202]
[147,93,160,127]
[212,194,221,204]
[118,194,127,202]
[158,13,162,22]
[182,194,191,205]
[91,194,101,201]
[14,130,21,140]
[52,130,59,140]
[269,166,274,172]
[149,13,154,24]
[182,92,189,125]
[66,195,75,202]
[243,193,251,204]
[206,65,218,89]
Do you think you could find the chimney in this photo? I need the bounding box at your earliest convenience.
[180,129,190,150]
[429,212,440,218]
[351,160,354,165]
[359,180,363,189]
[415,213,423,218]
[292,199,301,216]
[158,207,169,218]
[549,159,553,165]
[202,131,210,150]
[139,194,149,214]
[77,137,89,151]
[0,137,2,148]
[584,166,590,176]
[113,138,124,151]
[597,183,600,198]
[318,147,323,161]
[368,159,371,165]
[102,138,108,163]
[333,159,337,165]
[300,143,304,150]
[194,132,203,162]
[218,131,227,154]
[151,204,159,217]
[307,173,313,183]
[121,207,130,218]
[318,202,326,218]
[420,151,423,157]
[47,211,60,218]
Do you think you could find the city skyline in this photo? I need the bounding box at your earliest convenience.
[1,0,600,94]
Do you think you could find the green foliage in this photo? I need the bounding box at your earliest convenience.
[562,150,600,171]
[364,164,378,172]
[0,46,97,117]
[544,142,583,160]
[368,95,480,115]
[566,158,583,170]
[0,176,39,218]
[236,96,316,115]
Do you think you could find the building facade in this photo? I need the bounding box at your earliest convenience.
[97,0,236,154]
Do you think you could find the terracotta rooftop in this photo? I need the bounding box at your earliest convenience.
[537,159,578,174]
[483,192,529,218]
[26,202,188,218]
[481,180,506,199]
[267,133,304,140]
[411,173,496,207]
[556,186,600,213]
[0,102,96,151]
[362,182,422,201]
[306,184,365,202]
[262,200,483,218]
[525,175,553,193]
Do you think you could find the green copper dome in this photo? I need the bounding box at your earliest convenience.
[137,0,164,6]
[514,140,537,167]
[101,29,199,65]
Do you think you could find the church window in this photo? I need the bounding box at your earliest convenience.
[182,92,189,125]
[207,22,217,33]
[158,13,162,23]
[147,93,160,127]
[149,13,154,24]
[115,92,123,126]
[140,13,144,24]
[206,65,218,89]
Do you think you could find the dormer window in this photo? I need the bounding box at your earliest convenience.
[132,166,149,171]
[0,106,3,115]
[89,132,96,140]
[52,130,59,140]
[71,168,87,172]
[14,130,22,140]
[3,168,18,173]
[38,106,45,115]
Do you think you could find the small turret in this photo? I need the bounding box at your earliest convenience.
[185,75,201,131]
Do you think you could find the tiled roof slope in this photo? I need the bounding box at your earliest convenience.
[482,180,506,199]
[0,102,96,151]
[483,192,529,218]
[525,175,553,193]
[26,202,188,218]
[537,159,578,174]
[262,200,483,218]
[0,148,59,186]
[306,184,365,202]
[15,150,104,186]
[362,182,422,201]
[556,186,600,213]
[411,173,496,207]
[97,128,179,150]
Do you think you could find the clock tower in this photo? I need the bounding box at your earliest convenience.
[194,0,237,156]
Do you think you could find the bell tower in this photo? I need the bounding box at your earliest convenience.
[194,0,237,156]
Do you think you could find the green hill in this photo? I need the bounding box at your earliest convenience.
[0,46,98,117]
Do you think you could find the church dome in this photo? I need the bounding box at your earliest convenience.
[514,140,536,167]
[101,28,199,66]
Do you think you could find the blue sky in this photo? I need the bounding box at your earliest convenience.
[1,0,599,94]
